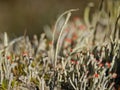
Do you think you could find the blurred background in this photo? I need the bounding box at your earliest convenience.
[0,0,99,37]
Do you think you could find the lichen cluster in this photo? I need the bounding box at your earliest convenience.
[0,0,120,90]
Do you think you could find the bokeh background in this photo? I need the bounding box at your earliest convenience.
[0,0,99,37]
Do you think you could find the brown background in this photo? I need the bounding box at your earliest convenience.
[0,0,99,37]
